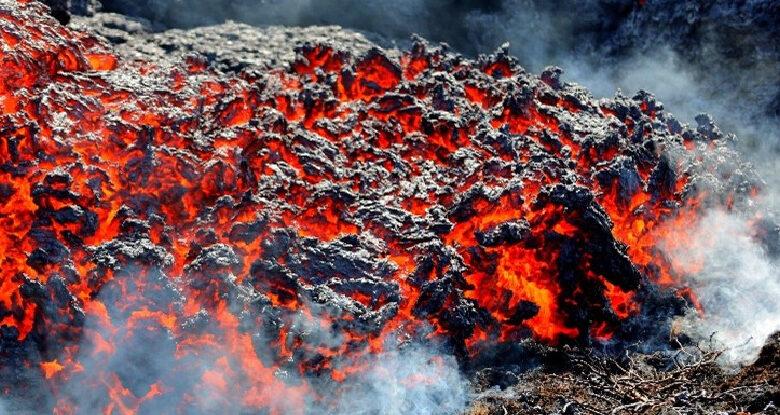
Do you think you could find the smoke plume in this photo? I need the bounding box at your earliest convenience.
[665,210,780,367]
[53,287,468,414]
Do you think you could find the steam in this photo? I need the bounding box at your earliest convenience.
[664,210,780,367]
[44,272,468,414]
[330,345,468,415]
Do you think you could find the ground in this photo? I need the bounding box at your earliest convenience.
[465,333,779,414]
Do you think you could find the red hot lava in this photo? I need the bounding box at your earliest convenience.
[0,1,764,414]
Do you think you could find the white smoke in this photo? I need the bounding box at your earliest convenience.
[287,304,469,415]
[664,210,780,367]
[330,345,468,415]
[50,276,468,414]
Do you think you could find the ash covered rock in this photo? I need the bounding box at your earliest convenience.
[69,1,778,128]
[70,13,392,72]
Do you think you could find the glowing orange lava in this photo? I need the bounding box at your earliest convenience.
[0,2,762,414]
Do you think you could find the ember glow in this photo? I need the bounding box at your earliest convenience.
[0,1,765,414]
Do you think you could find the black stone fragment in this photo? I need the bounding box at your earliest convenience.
[476,219,531,247]
[504,301,540,326]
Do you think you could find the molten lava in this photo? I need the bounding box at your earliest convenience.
[0,2,763,414]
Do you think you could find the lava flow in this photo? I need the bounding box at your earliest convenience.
[0,1,767,414]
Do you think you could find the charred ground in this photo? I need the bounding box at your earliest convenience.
[467,333,779,414]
